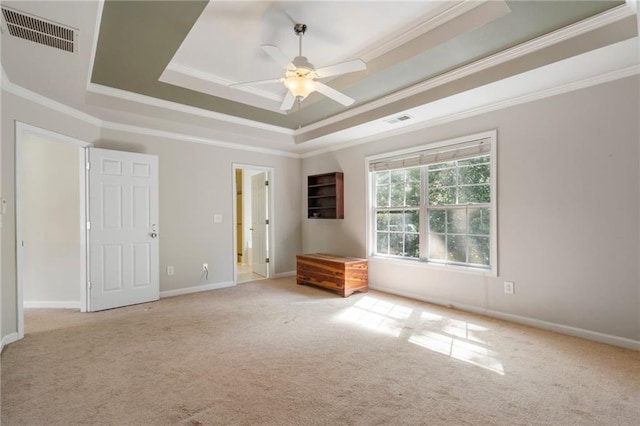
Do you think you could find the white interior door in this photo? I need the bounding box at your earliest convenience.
[88,148,159,311]
[251,172,268,278]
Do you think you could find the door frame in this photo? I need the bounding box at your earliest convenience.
[15,122,91,338]
[231,163,275,283]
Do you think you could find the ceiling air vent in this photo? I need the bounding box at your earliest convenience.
[386,115,413,124]
[1,6,78,53]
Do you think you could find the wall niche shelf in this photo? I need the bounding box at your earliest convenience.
[307,172,344,219]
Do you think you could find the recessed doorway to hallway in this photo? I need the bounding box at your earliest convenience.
[233,165,272,284]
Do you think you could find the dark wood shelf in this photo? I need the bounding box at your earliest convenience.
[307,172,343,219]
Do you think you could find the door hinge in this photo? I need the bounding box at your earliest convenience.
[265,180,269,186]
[265,258,270,264]
[86,221,91,230]
[87,281,92,289]
[86,161,91,170]
[265,219,269,225]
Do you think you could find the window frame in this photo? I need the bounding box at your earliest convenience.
[366,130,498,276]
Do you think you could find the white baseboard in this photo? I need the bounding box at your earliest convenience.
[24,301,81,309]
[370,284,640,351]
[160,281,235,298]
[273,271,296,278]
[1,332,20,353]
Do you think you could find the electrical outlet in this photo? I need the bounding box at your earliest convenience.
[504,281,515,295]
[202,263,208,271]
[167,266,174,276]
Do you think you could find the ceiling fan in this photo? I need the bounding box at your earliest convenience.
[230,23,367,111]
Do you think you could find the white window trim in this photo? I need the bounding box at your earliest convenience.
[365,130,498,277]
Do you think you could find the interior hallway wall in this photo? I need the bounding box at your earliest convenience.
[1,91,101,340]
[22,134,80,305]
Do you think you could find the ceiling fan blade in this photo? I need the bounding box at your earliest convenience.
[229,78,282,88]
[315,82,354,106]
[280,91,296,110]
[261,44,294,70]
[316,59,366,78]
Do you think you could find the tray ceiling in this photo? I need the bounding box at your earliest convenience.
[1,1,637,154]
[90,0,626,130]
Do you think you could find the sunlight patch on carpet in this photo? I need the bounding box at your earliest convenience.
[334,296,505,375]
[333,296,411,337]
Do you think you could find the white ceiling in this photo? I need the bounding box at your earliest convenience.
[1,1,639,157]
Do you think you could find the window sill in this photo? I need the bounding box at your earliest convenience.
[368,255,497,277]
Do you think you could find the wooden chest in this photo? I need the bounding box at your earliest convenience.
[296,253,368,297]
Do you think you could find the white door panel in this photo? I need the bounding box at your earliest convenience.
[88,148,159,311]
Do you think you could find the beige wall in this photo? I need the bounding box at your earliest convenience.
[1,90,302,343]
[97,129,301,292]
[302,76,640,343]
[1,91,101,338]
[22,134,81,303]
[2,76,637,346]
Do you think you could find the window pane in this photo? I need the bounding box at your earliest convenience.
[406,181,420,206]
[390,183,406,206]
[376,232,389,254]
[447,208,467,234]
[447,235,467,263]
[428,187,455,205]
[376,171,390,185]
[389,233,404,256]
[390,170,405,183]
[459,184,490,204]
[428,168,456,188]
[372,151,492,269]
[469,208,490,235]
[408,167,421,182]
[376,211,389,231]
[389,211,404,231]
[405,233,419,258]
[428,234,446,260]
[459,163,490,185]
[468,236,490,265]
[376,185,389,207]
[405,210,419,233]
[428,210,446,233]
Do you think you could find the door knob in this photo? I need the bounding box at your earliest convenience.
[150,232,158,238]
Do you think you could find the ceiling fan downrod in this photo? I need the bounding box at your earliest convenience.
[294,23,306,57]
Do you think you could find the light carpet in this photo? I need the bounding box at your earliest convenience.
[2,277,639,425]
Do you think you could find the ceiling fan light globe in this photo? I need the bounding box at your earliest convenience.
[284,75,318,99]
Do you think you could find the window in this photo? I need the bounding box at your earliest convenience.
[368,132,497,273]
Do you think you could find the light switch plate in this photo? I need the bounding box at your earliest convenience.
[214,214,222,223]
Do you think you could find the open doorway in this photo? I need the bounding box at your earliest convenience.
[233,164,273,284]
[15,123,90,339]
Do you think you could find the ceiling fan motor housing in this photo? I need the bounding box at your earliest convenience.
[293,23,307,36]
[290,56,316,77]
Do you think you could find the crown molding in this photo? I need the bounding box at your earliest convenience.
[356,0,491,63]
[2,70,104,127]
[86,82,293,136]
[295,3,637,138]
[164,62,283,103]
[300,64,640,158]
[2,70,300,158]
[101,121,301,159]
